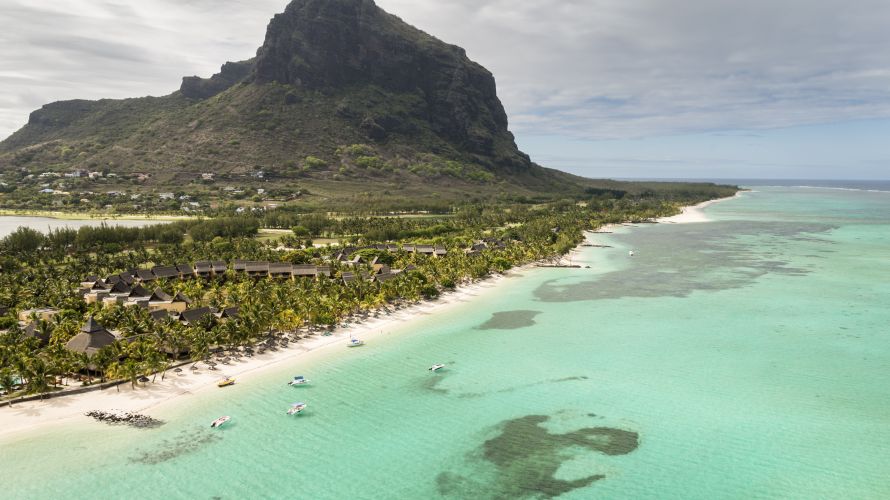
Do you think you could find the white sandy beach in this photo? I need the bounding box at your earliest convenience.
[0,270,518,440]
[656,193,741,224]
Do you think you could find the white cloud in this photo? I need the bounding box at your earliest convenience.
[2,0,890,141]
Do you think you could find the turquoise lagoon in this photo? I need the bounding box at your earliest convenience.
[3,185,890,499]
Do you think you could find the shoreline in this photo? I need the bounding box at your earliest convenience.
[656,193,741,224]
[0,267,525,441]
[0,193,739,442]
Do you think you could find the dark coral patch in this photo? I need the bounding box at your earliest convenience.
[477,310,542,330]
[129,428,222,465]
[439,414,638,498]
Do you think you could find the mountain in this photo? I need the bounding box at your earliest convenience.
[0,0,602,206]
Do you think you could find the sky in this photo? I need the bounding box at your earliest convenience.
[2,0,889,180]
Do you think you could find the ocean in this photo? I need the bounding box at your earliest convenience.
[2,184,889,499]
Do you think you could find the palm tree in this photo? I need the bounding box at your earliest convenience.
[0,368,19,405]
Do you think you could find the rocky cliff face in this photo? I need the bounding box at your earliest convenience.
[180,59,254,99]
[252,0,521,161]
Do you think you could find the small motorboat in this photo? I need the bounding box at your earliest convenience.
[429,364,446,372]
[347,337,364,347]
[210,416,231,428]
[628,250,635,257]
[287,402,307,415]
[288,375,310,386]
[217,377,235,387]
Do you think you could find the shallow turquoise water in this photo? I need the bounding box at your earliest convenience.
[3,186,890,499]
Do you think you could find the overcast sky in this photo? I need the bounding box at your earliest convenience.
[2,0,889,179]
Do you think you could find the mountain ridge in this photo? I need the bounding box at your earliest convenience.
[0,0,639,208]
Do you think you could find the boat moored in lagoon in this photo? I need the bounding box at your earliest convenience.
[429,364,445,372]
[288,375,310,386]
[347,337,364,347]
[287,402,307,415]
[210,416,231,428]
[217,377,235,387]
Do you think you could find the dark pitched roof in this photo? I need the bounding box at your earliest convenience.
[177,264,195,275]
[179,307,215,325]
[218,306,239,319]
[89,280,108,290]
[417,245,435,254]
[194,261,212,273]
[128,284,152,298]
[149,310,170,322]
[82,317,106,333]
[118,272,135,285]
[109,281,131,294]
[434,246,447,256]
[246,261,270,274]
[269,262,292,275]
[149,288,173,302]
[152,265,180,279]
[211,261,227,273]
[293,264,317,276]
[375,272,397,283]
[136,269,156,281]
[232,259,249,271]
[315,266,331,277]
[173,292,193,304]
[341,272,356,284]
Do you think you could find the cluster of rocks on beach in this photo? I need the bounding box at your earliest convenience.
[85,410,163,428]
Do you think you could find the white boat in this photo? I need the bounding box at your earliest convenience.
[628,250,635,257]
[429,363,445,372]
[289,375,310,386]
[347,337,364,347]
[210,416,231,428]
[287,402,307,415]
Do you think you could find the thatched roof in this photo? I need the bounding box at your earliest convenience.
[129,284,151,298]
[149,288,173,302]
[109,281,131,294]
[269,262,292,275]
[65,317,116,355]
[211,261,228,273]
[152,265,180,279]
[218,306,239,319]
[179,307,215,325]
[177,264,195,276]
[246,261,270,273]
[194,261,212,273]
[136,269,156,282]
[173,292,193,304]
[150,310,170,322]
[293,264,316,277]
